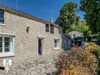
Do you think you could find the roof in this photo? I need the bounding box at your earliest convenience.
[65,31,83,39]
[67,31,83,35]
[0,4,62,29]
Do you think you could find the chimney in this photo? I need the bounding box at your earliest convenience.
[50,18,53,23]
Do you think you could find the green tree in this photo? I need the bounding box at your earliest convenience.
[55,2,78,33]
[71,20,91,36]
[97,33,100,44]
[80,0,100,34]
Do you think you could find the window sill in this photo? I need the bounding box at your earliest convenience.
[0,53,15,57]
[0,23,6,26]
[54,48,60,50]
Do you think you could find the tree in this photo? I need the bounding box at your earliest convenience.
[71,20,91,36]
[80,0,100,34]
[55,2,78,33]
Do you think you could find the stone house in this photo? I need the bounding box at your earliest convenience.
[0,4,64,64]
[67,31,83,39]
[66,31,84,46]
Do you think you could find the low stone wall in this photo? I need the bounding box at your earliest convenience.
[0,53,60,75]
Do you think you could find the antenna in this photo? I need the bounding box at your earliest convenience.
[16,0,18,10]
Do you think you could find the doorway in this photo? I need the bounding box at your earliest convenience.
[38,38,44,55]
[65,40,71,50]
[65,40,68,49]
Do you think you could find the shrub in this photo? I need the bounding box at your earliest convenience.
[55,47,98,75]
[85,42,100,74]
[85,42,100,59]
[60,65,90,75]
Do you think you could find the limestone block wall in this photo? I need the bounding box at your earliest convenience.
[0,10,63,67]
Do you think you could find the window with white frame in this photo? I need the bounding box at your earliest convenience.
[54,39,60,49]
[0,35,15,57]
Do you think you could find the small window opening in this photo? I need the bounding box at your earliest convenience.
[26,27,29,33]
[45,24,49,32]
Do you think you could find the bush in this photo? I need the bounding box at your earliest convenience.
[60,66,90,75]
[55,47,98,75]
[85,42,100,74]
[85,42,100,59]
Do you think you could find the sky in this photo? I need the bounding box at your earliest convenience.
[0,0,85,23]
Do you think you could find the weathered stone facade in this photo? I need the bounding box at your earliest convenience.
[0,5,63,74]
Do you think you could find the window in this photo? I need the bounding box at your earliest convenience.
[45,24,49,32]
[50,24,54,33]
[0,35,15,57]
[54,39,60,49]
[0,9,4,24]
[59,29,61,34]
[73,34,76,38]
[45,24,54,33]
[5,37,10,52]
[0,37,2,52]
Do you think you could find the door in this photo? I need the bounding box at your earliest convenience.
[38,39,41,55]
[38,38,44,55]
[65,40,68,49]
[68,40,71,49]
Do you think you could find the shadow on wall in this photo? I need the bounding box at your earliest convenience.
[61,33,71,51]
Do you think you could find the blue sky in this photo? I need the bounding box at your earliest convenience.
[0,0,85,22]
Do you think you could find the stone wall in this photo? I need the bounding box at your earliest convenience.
[0,53,60,75]
[0,10,63,61]
[0,6,64,75]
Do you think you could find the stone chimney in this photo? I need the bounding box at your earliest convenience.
[50,18,53,23]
